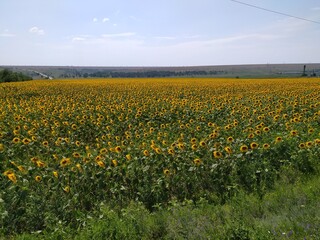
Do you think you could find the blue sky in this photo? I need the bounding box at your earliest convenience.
[0,0,319,66]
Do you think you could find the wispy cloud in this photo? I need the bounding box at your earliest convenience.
[102,32,136,38]
[154,36,176,40]
[29,26,45,35]
[93,17,110,23]
[0,33,15,37]
[184,35,201,39]
[207,34,280,44]
[102,17,110,23]
[311,7,320,11]
[0,30,15,37]
[71,35,92,42]
[72,37,87,42]
[154,35,202,41]
[70,32,136,43]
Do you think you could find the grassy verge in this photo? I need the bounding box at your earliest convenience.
[6,171,320,240]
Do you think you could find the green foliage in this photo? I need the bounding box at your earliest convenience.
[0,69,32,83]
[0,78,320,238]
[7,175,320,239]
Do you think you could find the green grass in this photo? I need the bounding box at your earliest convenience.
[5,170,320,240]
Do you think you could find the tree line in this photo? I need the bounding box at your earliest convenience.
[0,69,33,83]
[82,70,225,78]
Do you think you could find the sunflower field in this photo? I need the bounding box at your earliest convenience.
[0,78,319,234]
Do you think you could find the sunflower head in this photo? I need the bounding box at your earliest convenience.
[163,169,170,175]
[35,175,42,182]
[115,146,122,153]
[224,146,232,154]
[60,158,71,167]
[240,145,248,153]
[213,151,223,159]
[250,142,259,149]
[193,158,202,165]
[263,143,270,150]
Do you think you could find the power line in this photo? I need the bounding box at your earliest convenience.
[230,0,320,24]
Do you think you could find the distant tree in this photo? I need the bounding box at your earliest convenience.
[302,65,307,77]
[0,69,32,83]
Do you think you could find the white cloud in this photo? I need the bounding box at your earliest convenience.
[93,17,98,22]
[154,36,176,40]
[0,30,15,37]
[311,7,320,11]
[0,33,15,37]
[71,35,92,42]
[207,34,280,45]
[102,32,136,38]
[29,26,45,35]
[72,37,86,42]
[102,17,110,23]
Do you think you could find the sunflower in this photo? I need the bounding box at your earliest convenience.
[76,163,82,172]
[191,144,198,151]
[208,122,214,127]
[193,158,202,166]
[224,146,232,154]
[250,142,259,149]
[177,143,185,150]
[263,127,270,132]
[53,171,58,178]
[63,186,70,193]
[112,159,118,167]
[290,130,298,136]
[115,146,122,153]
[163,169,170,175]
[227,136,234,143]
[17,165,26,173]
[60,158,71,167]
[213,151,223,159]
[263,143,270,150]
[100,148,108,154]
[35,175,42,182]
[190,138,197,144]
[240,145,248,153]
[248,133,255,139]
[155,148,162,154]
[143,150,150,156]
[168,148,174,155]
[306,141,313,148]
[36,160,46,168]
[12,137,20,144]
[308,129,314,134]
[275,136,282,143]
[6,172,17,183]
[199,141,206,147]
[96,160,105,168]
[72,152,81,158]
[299,143,306,149]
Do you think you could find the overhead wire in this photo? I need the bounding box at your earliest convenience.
[230,0,320,25]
